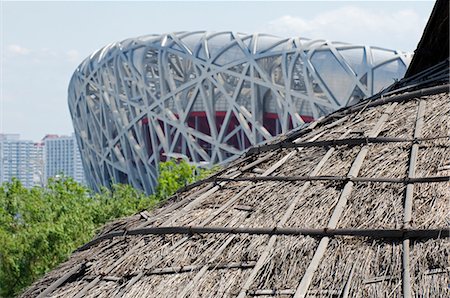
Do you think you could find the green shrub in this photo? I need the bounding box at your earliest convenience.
[0,160,217,297]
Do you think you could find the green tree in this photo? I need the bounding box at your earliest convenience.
[0,160,217,297]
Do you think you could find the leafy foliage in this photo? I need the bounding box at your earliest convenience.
[0,160,216,297]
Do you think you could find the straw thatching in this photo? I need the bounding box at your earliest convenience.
[21,59,449,297]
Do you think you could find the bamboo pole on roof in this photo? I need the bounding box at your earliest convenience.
[73,226,450,241]
[346,84,448,115]
[240,152,275,172]
[341,260,357,298]
[175,132,326,298]
[114,132,324,297]
[246,135,449,155]
[72,239,145,298]
[402,99,426,298]
[135,182,217,228]
[235,129,352,298]
[294,102,398,298]
[208,174,450,184]
[247,289,343,295]
[36,87,450,294]
[36,264,84,298]
[160,170,242,226]
[136,152,264,229]
[144,260,256,275]
[283,84,447,144]
[178,236,236,297]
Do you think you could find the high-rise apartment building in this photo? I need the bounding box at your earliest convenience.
[44,134,86,184]
[0,133,86,187]
[0,134,37,188]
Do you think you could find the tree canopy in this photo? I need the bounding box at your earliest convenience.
[0,160,216,297]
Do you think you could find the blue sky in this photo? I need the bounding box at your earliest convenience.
[1,0,435,141]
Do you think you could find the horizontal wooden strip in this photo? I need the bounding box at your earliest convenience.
[247,289,341,296]
[247,135,449,155]
[146,261,256,275]
[349,84,450,113]
[247,289,295,296]
[364,267,449,284]
[283,84,449,143]
[80,261,256,283]
[210,175,450,184]
[77,227,449,251]
[180,174,449,194]
[36,264,84,298]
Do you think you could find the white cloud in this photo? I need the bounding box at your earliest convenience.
[265,6,427,51]
[40,48,58,57]
[66,49,80,63]
[7,44,31,55]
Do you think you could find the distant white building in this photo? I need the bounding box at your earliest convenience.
[0,134,37,188]
[44,134,86,185]
[32,141,45,186]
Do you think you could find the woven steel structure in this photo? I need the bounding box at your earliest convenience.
[68,31,411,193]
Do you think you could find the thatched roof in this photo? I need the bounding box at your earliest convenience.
[22,4,450,294]
[21,57,450,297]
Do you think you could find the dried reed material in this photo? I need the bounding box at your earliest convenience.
[151,181,249,227]
[218,235,270,263]
[245,151,290,175]
[207,208,253,227]
[98,182,221,234]
[106,235,184,276]
[84,281,116,298]
[249,236,318,290]
[25,236,133,297]
[416,144,450,178]
[285,182,342,229]
[19,84,449,297]
[272,147,327,177]
[313,239,404,297]
[317,146,361,176]
[413,183,450,228]
[223,182,304,228]
[122,272,196,297]
[189,185,248,213]
[420,93,450,139]
[337,183,404,229]
[170,208,217,226]
[315,107,382,141]
[378,99,418,138]
[412,273,449,298]
[154,234,234,268]
[50,279,91,298]
[165,191,252,228]
[413,141,450,227]
[80,237,144,276]
[359,144,410,178]
[410,240,449,296]
[188,268,249,297]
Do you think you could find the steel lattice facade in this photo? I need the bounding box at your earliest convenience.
[68,31,411,193]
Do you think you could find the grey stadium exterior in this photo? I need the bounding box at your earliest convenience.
[68,31,411,194]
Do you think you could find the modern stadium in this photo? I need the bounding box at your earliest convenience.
[68,31,411,193]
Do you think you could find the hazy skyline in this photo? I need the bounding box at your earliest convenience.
[1,1,435,141]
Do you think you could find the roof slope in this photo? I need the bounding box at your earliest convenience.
[405,0,449,77]
[22,63,450,297]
